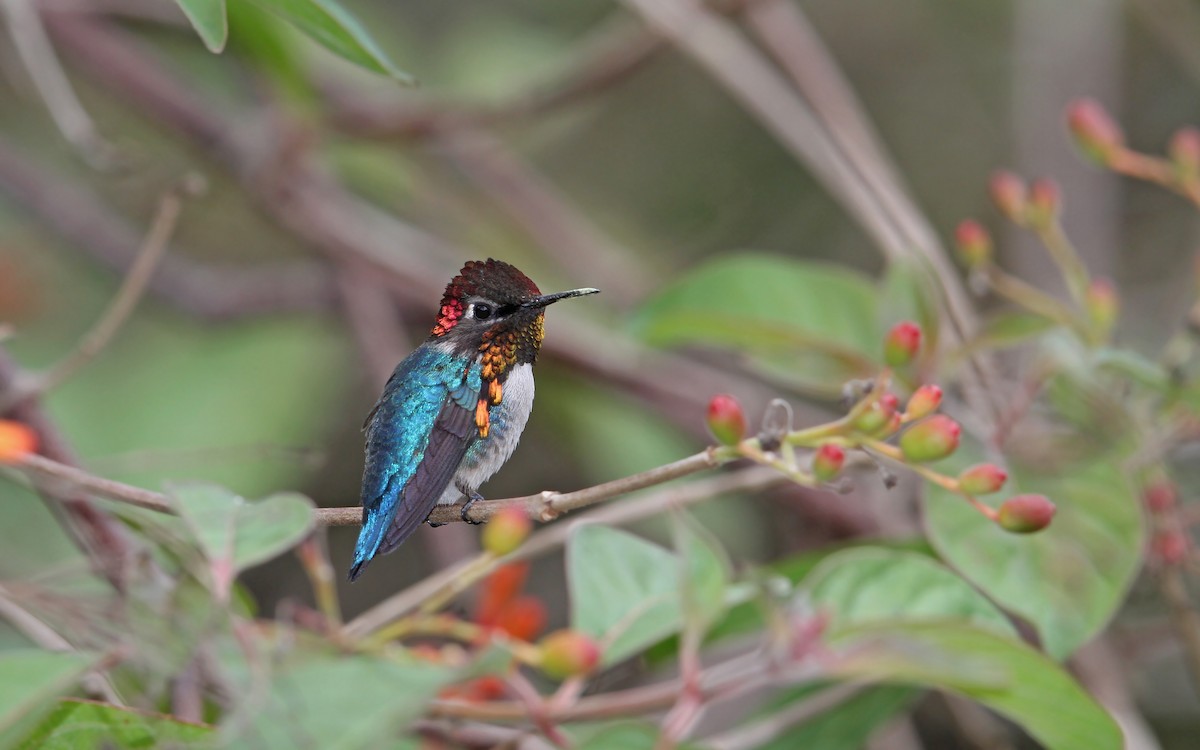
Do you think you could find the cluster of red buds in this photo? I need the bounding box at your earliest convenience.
[705,321,1055,534]
[1141,473,1191,568]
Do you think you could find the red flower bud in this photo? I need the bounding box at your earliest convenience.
[1143,479,1178,513]
[854,392,897,434]
[707,394,746,446]
[1026,178,1062,228]
[812,443,845,482]
[1151,530,1189,566]
[898,415,961,463]
[538,630,601,679]
[1169,127,1200,181]
[875,412,903,438]
[493,595,547,642]
[989,170,1028,224]
[996,494,1056,533]
[1066,99,1124,166]
[954,219,993,268]
[883,321,922,367]
[476,563,530,626]
[482,507,532,556]
[1084,277,1119,334]
[957,463,1008,495]
[0,420,36,463]
[904,385,942,420]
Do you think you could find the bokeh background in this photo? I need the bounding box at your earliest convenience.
[2,0,1199,746]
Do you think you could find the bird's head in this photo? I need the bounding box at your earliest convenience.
[430,259,598,371]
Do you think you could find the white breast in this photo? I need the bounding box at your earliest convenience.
[437,363,536,504]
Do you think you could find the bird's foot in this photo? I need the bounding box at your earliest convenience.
[460,491,485,524]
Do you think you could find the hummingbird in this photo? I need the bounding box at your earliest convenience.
[349,259,599,581]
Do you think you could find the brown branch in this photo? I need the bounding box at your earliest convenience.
[1159,567,1200,695]
[703,682,865,750]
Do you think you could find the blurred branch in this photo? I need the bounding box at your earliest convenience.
[1159,567,1200,695]
[704,682,865,750]
[0,136,335,319]
[3,187,182,412]
[1,0,113,164]
[0,348,134,590]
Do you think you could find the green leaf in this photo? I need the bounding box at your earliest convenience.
[672,512,731,631]
[752,684,917,750]
[924,452,1142,659]
[220,653,453,749]
[632,255,880,393]
[175,0,229,53]
[14,699,212,749]
[168,483,314,598]
[1091,347,1170,392]
[804,548,1014,637]
[0,650,95,737]
[965,311,1058,353]
[829,622,1123,750]
[568,526,683,666]
[246,0,414,83]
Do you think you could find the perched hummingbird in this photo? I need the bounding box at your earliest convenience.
[349,259,599,581]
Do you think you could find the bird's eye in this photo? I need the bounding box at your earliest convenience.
[473,303,493,320]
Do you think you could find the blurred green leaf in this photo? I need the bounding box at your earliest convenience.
[227,0,313,102]
[176,0,229,53]
[830,622,1122,750]
[1091,348,1169,392]
[0,650,95,737]
[221,652,453,749]
[14,699,212,749]
[965,311,1058,353]
[671,512,731,631]
[804,547,1014,636]
[924,451,1142,659]
[751,684,917,750]
[168,483,314,597]
[568,526,682,666]
[632,255,880,393]
[573,722,707,750]
[246,0,414,83]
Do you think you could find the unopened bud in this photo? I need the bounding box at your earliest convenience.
[875,411,903,438]
[1151,530,1189,566]
[854,392,899,434]
[898,415,961,463]
[989,171,1027,224]
[905,385,943,420]
[957,463,1008,495]
[1026,178,1062,228]
[954,220,993,268]
[707,394,747,446]
[1169,127,1200,182]
[1066,99,1124,166]
[883,321,922,367]
[812,443,845,482]
[996,494,1056,533]
[1143,478,1178,513]
[493,595,547,642]
[0,420,37,463]
[1084,278,1119,334]
[482,507,532,556]
[538,630,601,679]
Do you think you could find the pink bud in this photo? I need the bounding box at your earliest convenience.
[996,494,1056,533]
[989,170,1028,224]
[1026,178,1062,227]
[1066,99,1124,166]
[898,415,961,463]
[1084,278,1119,333]
[1169,127,1200,181]
[905,385,943,420]
[875,411,903,438]
[707,394,746,446]
[853,392,898,434]
[957,463,1008,495]
[481,507,532,556]
[812,443,845,482]
[883,322,922,367]
[1151,530,1189,566]
[954,219,993,268]
[1143,479,1177,513]
[538,630,601,679]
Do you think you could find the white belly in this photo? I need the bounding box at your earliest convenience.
[437,363,535,505]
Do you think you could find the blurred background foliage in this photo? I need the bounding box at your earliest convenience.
[2,0,1200,747]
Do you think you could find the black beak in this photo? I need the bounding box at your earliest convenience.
[522,288,600,309]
